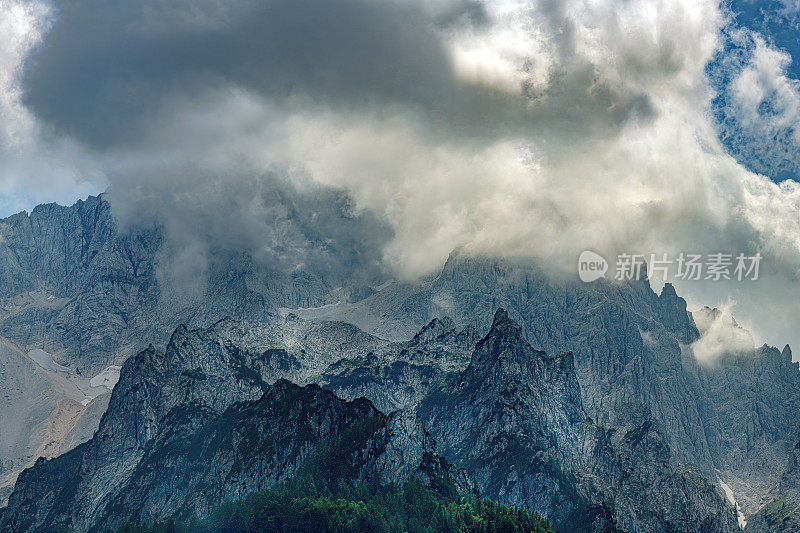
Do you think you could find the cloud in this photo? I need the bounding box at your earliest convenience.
[707,2,800,181]
[19,0,462,148]
[2,0,800,351]
[106,156,393,306]
[0,0,43,146]
[58,0,722,274]
[731,34,800,136]
[690,305,756,365]
[0,0,103,216]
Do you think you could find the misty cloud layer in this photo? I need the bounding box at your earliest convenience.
[1,0,800,351]
[690,305,756,365]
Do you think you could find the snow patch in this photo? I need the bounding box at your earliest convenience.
[89,365,122,390]
[718,479,747,529]
[27,348,70,373]
[76,365,122,405]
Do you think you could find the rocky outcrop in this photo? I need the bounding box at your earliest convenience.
[0,328,467,532]
[419,309,607,530]
[0,196,162,373]
[418,309,740,533]
[747,437,800,532]
[320,316,478,413]
[309,252,800,521]
[590,406,741,533]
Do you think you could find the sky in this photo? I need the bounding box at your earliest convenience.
[1,0,800,354]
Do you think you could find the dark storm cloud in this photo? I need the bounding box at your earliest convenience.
[22,0,458,147]
[21,0,653,150]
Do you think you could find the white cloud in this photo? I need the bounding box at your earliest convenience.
[0,0,46,146]
[710,24,800,180]
[690,305,755,365]
[731,33,800,143]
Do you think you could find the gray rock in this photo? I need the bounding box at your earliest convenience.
[2,195,798,529]
[313,251,800,520]
[418,309,740,533]
[0,331,467,532]
[0,338,98,507]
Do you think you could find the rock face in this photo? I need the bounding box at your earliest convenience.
[304,251,800,520]
[691,343,800,517]
[747,438,800,532]
[0,298,474,513]
[0,194,388,376]
[0,326,467,532]
[320,316,478,413]
[419,310,608,530]
[0,302,751,533]
[418,309,740,533]
[2,196,800,529]
[1,308,741,533]
[0,197,162,374]
[589,407,740,533]
[206,313,479,415]
[0,196,452,505]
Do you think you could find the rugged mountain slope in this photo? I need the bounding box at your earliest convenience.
[2,196,799,527]
[0,322,468,532]
[0,194,388,376]
[0,303,748,533]
[1,380,465,533]
[691,343,800,517]
[590,407,741,533]
[418,309,740,533]
[0,301,476,513]
[0,197,162,374]
[301,252,698,430]
[747,438,800,532]
[320,316,478,413]
[418,310,609,531]
[301,252,800,519]
[207,313,478,415]
[0,196,452,501]
[0,338,105,507]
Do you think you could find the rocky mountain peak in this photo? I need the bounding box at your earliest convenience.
[656,282,697,342]
[418,309,609,530]
[410,316,457,344]
[659,282,678,300]
[783,344,794,363]
[484,307,526,349]
[0,342,467,532]
[491,306,510,325]
[462,308,549,384]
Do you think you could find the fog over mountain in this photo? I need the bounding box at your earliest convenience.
[1,1,799,330]
[2,0,800,531]
[2,0,799,352]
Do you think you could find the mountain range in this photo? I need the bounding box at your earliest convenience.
[1,195,799,531]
